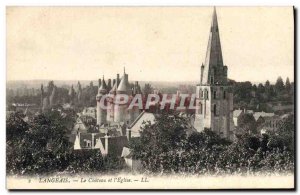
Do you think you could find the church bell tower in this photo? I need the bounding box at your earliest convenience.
[194,7,234,139]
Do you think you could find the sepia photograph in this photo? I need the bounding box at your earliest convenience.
[6,6,295,190]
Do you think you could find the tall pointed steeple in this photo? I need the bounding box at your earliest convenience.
[194,7,233,140]
[201,7,227,85]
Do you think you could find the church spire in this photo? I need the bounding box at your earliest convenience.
[201,7,225,85]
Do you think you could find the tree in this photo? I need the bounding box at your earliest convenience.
[186,129,230,150]
[265,80,270,88]
[6,112,28,142]
[237,113,257,134]
[275,76,284,93]
[7,111,72,175]
[285,77,291,93]
[268,114,294,153]
[129,112,188,173]
[143,83,153,97]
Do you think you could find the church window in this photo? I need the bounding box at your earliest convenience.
[199,102,203,114]
[205,90,209,99]
[223,91,226,99]
[210,76,214,84]
[213,91,217,99]
[213,104,217,116]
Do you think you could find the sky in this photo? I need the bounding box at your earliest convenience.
[7,7,294,83]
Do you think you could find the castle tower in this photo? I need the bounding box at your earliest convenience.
[114,69,130,124]
[194,7,233,139]
[96,76,107,127]
[131,81,141,122]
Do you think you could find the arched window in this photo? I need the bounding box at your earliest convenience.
[210,76,214,84]
[199,102,203,114]
[199,89,202,98]
[213,104,217,116]
[223,91,226,99]
[205,90,209,99]
[213,91,217,99]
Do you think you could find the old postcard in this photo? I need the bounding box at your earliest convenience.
[6,7,294,189]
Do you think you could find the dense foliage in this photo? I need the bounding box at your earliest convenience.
[130,113,294,175]
[6,111,124,176]
[229,77,294,112]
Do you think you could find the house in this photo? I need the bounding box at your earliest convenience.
[99,121,125,136]
[72,115,97,134]
[81,107,97,119]
[121,147,142,172]
[73,132,128,156]
[126,111,156,138]
[258,113,291,135]
[233,109,254,127]
[253,111,275,121]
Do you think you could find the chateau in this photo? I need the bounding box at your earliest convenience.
[96,69,142,132]
[193,8,234,139]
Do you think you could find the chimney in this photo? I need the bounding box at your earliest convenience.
[107,79,112,91]
[91,133,94,149]
[126,128,131,141]
[104,134,109,156]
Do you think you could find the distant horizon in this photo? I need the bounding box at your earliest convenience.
[6,76,294,85]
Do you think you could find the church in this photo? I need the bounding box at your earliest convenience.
[193,8,234,140]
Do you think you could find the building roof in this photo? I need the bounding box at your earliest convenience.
[233,109,254,118]
[100,136,128,156]
[98,77,107,94]
[83,107,96,113]
[73,132,106,148]
[201,7,225,85]
[233,110,243,118]
[117,75,128,92]
[121,147,132,158]
[80,115,97,127]
[129,111,156,137]
[253,112,275,121]
[109,81,118,94]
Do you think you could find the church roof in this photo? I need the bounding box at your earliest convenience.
[201,7,224,85]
